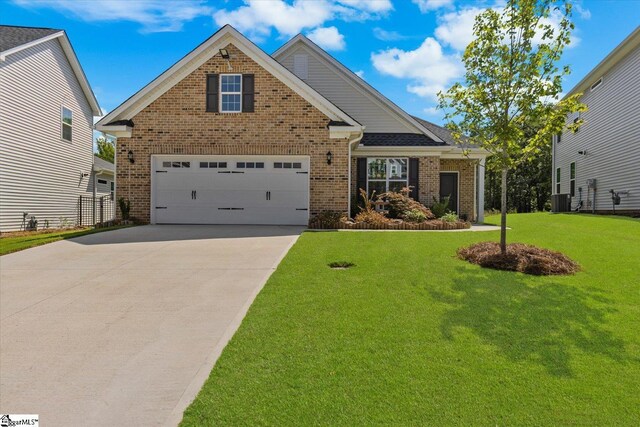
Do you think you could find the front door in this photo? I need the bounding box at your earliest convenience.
[439,172,458,213]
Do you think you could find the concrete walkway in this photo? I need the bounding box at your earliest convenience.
[0,225,303,426]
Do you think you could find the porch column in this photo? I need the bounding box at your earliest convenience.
[477,157,486,223]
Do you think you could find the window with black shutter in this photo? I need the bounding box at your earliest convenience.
[242,74,255,112]
[206,74,219,112]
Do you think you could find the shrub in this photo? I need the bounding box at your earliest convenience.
[431,195,450,218]
[380,187,435,220]
[441,212,459,223]
[354,210,390,226]
[404,209,428,223]
[310,210,344,228]
[118,197,131,221]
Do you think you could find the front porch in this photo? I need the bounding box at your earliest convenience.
[350,155,486,222]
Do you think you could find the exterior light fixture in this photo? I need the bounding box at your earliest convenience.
[219,48,230,59]
[326,151,333,165]
[128,150,135,164]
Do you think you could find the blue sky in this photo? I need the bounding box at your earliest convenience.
[1,0,639,124]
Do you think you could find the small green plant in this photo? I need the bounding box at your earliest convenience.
[118,197,131,221]
[403,209,428,223]
[431,195,451,218]
[441,212,459,223]
[58,217,72,229]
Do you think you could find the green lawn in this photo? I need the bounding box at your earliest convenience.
[0,226,128,256]
[182,213,640,426]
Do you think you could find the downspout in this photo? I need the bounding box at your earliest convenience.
[347,131,364,218]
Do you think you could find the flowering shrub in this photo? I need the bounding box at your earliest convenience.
[380,187,435,220]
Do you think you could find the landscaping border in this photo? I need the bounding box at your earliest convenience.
[308,220,471,230]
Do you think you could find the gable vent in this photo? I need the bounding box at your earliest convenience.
[590,77,603,91]
[293,54,308,80]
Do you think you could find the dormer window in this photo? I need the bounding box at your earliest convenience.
[220,74,242,113]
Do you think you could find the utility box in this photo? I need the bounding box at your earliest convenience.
[551,194,571,212]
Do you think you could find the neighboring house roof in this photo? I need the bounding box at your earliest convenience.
[96,25,361,136]
[93,155,114,173]
[360,133,446,147]
[565,25,640,99]
[272,34,444,142]
[0,25,60,51]
[0,25,101,116]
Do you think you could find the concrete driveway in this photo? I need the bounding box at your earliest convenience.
[0,225,303,426]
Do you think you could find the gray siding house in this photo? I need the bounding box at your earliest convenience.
[553,26,640,214]
[0,25,101,231]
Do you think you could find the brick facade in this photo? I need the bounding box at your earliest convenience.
[115,44,349,223]
[350,156,477,221]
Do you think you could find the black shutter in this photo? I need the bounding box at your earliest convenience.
[409,158,419,200]
[356,158,367,197]
[242,74,255,112]
[206,74,218,112]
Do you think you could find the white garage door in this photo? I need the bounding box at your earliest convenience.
[151,156,309,225]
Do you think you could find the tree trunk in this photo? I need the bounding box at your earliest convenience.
[500,166,508,254]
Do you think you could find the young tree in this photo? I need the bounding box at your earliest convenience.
[438,0,586,254]
[95,135,115,163]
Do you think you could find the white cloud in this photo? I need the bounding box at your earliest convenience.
[214,0,391,42]
[423,106,442,117]
[434,5,580,52]
[373,27,407,41]
[12,0,211,32]
[355,70,365,78]
[371,37,463,100]
[574,4,591,20]
[435,7,483,51]
[412,0,454,13]
[307,26,346,51]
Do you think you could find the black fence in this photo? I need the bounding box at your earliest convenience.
[78,195,115,226]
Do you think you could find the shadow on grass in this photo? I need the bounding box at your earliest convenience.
[431,267,627,377]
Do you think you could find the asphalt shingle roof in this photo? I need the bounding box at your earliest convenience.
[0,25,61,53]
[360,132,447,147]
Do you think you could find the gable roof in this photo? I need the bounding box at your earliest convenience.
[96,25,361,134]
[0,25,101,116]
[565,25,640,99]
[273,34,444,143]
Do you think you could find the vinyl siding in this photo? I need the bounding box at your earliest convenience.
[554,45,640,212]
[0,38,94,231]
[278,45,418,133]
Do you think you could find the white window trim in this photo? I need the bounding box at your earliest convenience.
[61,105,72,142]
[366,158,409,194]
[219,74,242,113]
[556,167,561,194]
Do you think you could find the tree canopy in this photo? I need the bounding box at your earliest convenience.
[438,0,586,252]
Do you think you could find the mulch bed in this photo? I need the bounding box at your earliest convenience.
[309,219,471,230]
[458,242,580,276]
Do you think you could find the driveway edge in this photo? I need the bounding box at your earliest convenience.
[163,233,302,426]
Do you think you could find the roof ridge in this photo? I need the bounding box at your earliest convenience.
[0,24,62,31]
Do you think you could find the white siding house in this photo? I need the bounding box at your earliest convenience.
[0,26,101,231]
[553,26,640,214]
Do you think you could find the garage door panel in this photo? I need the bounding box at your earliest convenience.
[153,156,309,225]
